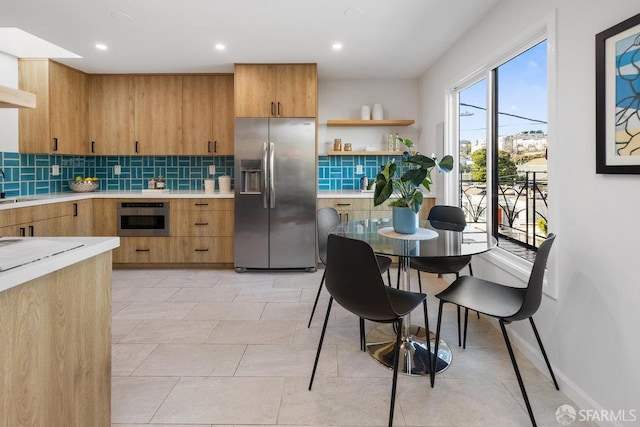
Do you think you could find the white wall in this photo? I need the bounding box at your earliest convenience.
[317,79,419,154]
[418,0,640,423]
[0,52,19,152]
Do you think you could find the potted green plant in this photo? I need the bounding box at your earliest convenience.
[374,138,454,233]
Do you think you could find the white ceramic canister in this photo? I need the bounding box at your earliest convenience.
[372,103,384,120]
[360,105,371,120]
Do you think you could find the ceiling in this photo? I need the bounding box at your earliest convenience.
[0,0,500,80]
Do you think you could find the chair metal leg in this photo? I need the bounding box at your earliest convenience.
[422,299,433,385]
[454,272,462,347]
[417,270,422,293]
[529,317,559,390]
[463,307,469,349]
[360,317,366,351]
[396,266,401,289]
[431,300,445,388]
[388,318,403,427]
[387,269,392,287]
[307,270,326,328]
[309,297,333,390]
[456,305,461,347]
[499,320,537,427]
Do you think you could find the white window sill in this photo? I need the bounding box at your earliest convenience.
[476,245,557,299]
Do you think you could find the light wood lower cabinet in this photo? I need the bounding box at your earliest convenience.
[111,198,234,265]
[318,197,436,222]
[113,236,172,263]
[0,202,74,237]
[317,198,371,223]
[169,198,234,264]
[0,252,112,426]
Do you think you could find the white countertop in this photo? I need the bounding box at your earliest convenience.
[0,189,435,209]
[0,236,120,293]
[0,190,234,210]
[316,190,435,199]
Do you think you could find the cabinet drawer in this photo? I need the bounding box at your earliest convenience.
[318,198,370,211]
[170,236,234,263]
[171,210,233,236]
[113,237,171,263]
[170,198,233,211]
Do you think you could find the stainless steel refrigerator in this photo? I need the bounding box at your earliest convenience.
[234,118,317,271]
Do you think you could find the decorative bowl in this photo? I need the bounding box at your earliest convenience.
[68,180,100,192]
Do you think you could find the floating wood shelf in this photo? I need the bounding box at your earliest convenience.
[326,119,414,126]
[0,85,36,108]
[327,150,404,156]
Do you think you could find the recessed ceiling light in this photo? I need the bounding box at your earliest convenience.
[332,43,343,51]
[95,43,108,50]
[344,8,362,17]
[215,43,226,51]
[110,11,133,22]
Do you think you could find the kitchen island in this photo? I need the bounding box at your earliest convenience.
[0,236,119,427]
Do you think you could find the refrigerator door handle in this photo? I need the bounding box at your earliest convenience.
[262,142,269,208]
[269,142,275,208]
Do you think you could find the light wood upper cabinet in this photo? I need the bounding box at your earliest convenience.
[89,74,136,155]
[234,64,317,118]
[211,75,234,155]
[182,75,234,155]
[19,59,89,154]
[134,75,183,155]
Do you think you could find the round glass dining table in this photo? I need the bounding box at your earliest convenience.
[330,218,497,376]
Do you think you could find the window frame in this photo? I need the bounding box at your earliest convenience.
[444,11,558,298]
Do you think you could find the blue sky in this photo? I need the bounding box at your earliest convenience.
[459,40,548,142]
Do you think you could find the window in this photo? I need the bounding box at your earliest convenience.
[457,40,548,261]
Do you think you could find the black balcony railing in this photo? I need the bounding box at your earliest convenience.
[461,171,548,252]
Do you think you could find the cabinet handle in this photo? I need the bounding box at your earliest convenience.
[214,140,218,153]
[338,213,342,222]
[270,102,275,116]
[194,203,209,206]
[135,248,150,252]
[53,138,58,152]
[194,222,209,226]
[73,203,78,217]
[277,102,281,116]
[91,141,95,153]
[337,203,351,206]
[135,141,139,153]
[208,141,212,153]
[28,225,34,236]
[195,248,209,252]
[345,213,349,222]
[19,227,26,237]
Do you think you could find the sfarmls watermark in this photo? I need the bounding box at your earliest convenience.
[556,404,637,425]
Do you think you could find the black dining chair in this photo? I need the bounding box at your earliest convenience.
[409,205,473,347]
[307,207,393,334]
[431,233,558,427]
[309,234,431,427]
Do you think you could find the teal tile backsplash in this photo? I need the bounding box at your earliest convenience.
[0,152,401,197]
[0,152,234,197]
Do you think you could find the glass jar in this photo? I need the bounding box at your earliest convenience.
[333,138,342,151]
[344,143,352,151]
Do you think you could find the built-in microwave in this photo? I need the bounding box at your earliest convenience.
[117,201,170,237]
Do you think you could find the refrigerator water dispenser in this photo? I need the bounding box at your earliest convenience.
[240,160,262,194]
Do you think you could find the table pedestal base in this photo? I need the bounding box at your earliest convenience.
[366,324,452,376]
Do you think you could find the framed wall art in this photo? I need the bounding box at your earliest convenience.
[596,12,640,174]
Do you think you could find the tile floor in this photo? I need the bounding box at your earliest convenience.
[111,267,591,427]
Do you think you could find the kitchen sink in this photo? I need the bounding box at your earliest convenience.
[0,238,23,247]
[0,198,40,205]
